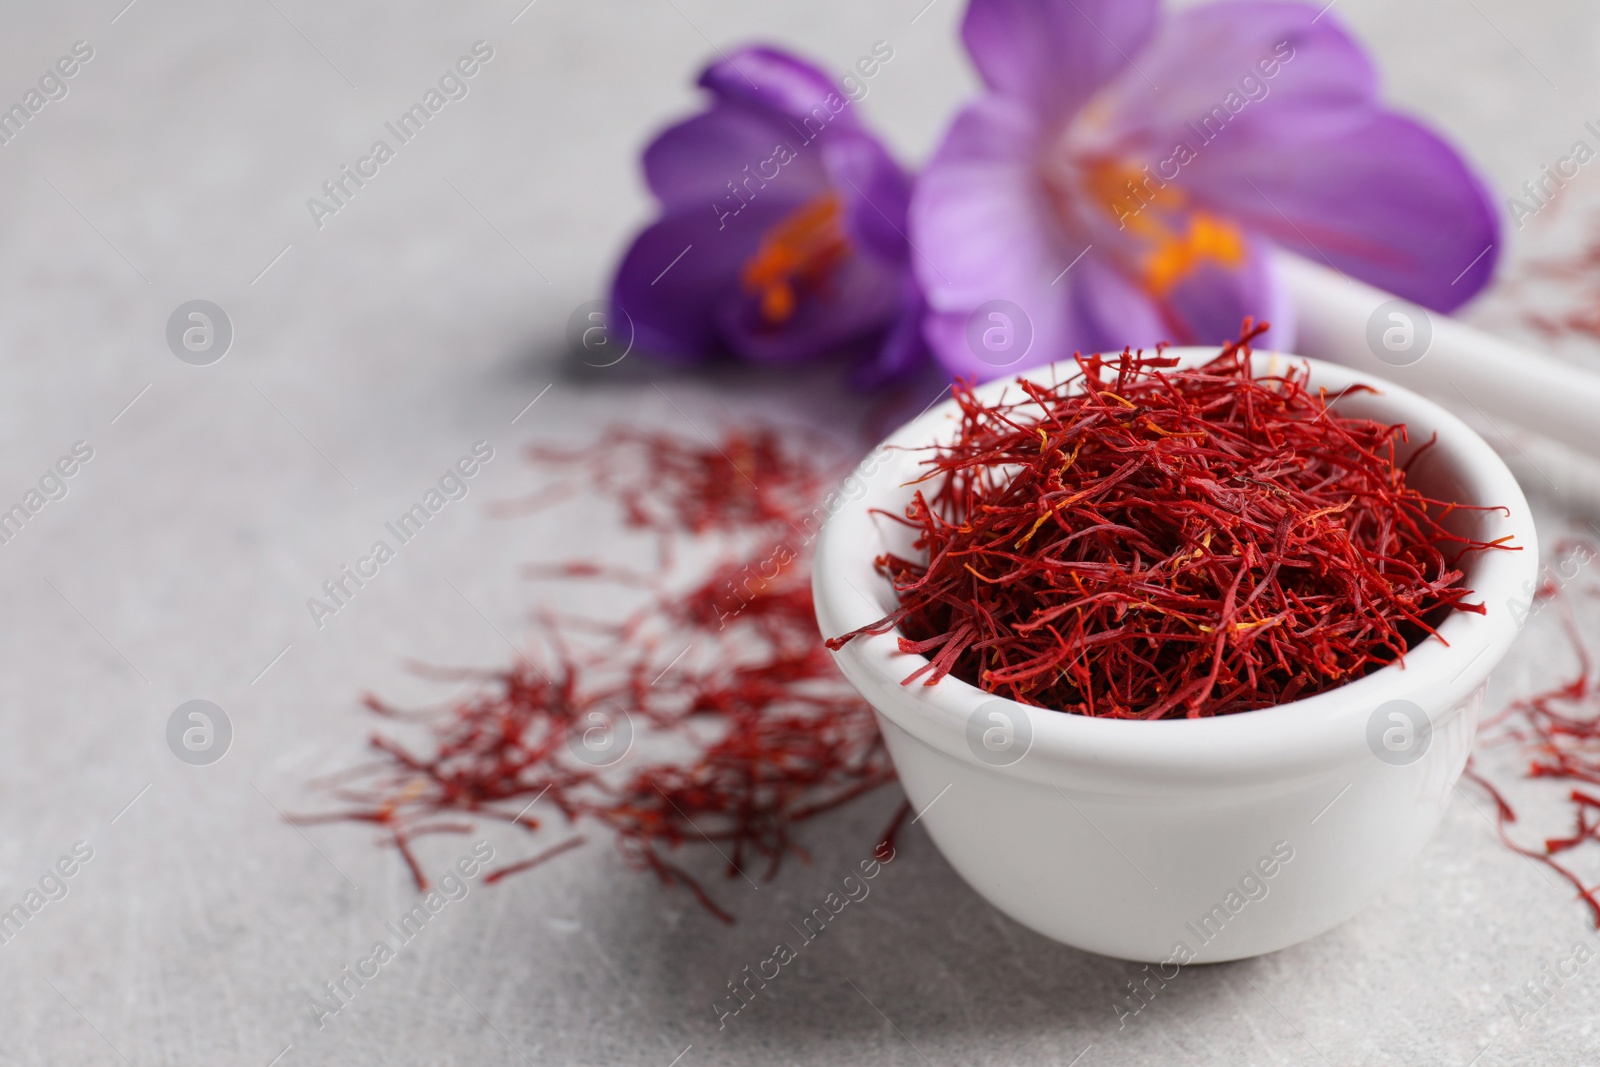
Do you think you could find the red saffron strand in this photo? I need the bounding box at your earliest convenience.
[827,322,1515,719]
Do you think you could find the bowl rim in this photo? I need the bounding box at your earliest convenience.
[813,348,1540,784]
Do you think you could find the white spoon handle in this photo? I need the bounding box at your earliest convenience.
[1278,251,1600,457]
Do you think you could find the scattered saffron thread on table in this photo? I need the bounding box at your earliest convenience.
[295,426,902,921]
[1516,228,1600,343]
[1466,545,1600,926]
[827,322,1515,718]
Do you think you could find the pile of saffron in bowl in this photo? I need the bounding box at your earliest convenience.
[827,326,1513,719]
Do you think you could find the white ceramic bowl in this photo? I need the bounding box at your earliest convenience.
[815,349,1538,963]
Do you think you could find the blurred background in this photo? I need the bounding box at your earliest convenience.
[1,1,1598,1064]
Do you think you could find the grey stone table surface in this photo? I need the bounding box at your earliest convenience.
[3,0,1600,1064]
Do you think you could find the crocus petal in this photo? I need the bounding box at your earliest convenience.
[911,97,1084,379]
[699,46,861,133]
[1081,1,1378,157]
[910,95,1058,312]
[826,133,933,382]
[1179,112,1499,309]
[962,0,1159,124]
[612,199,799,363]
[822,132,914,267]
[1067,253,1170,354]
[853,276,933,388]
[642,104,829,208]
[1150,233,1295,349]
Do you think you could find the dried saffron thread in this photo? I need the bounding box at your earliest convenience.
[297,426,897,920]
[827,322,1515,719]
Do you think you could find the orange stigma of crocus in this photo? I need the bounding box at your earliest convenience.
[1069,159,1249,297]
[1141,211,1247,296]
[740,192,850,324]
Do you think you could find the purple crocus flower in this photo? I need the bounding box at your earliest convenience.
[612,45,927,384]
[912,0,1500,378]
